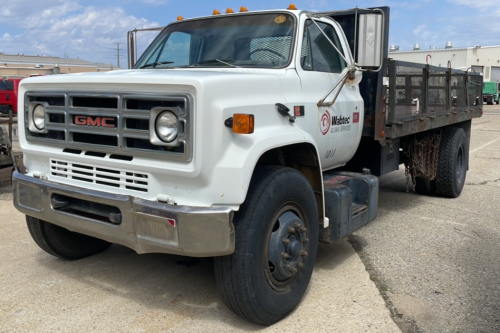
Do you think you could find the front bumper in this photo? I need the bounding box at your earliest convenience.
[13,171,235,257]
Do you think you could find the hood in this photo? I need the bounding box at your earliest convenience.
[19,68,290,89]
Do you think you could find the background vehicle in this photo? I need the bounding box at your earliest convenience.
[0,77,22,115]
[483,81,499,105]
[12,5,482,325]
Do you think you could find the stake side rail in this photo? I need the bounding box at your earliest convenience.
[383,59,483,139]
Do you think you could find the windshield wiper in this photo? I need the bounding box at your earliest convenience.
[139,61,175,69]
[193,59,240,68]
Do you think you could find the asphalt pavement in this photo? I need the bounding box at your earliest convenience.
[0,188,398,332]
[350,104,500,332]
[2,105,499,332]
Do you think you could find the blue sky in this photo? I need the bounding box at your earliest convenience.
[1,0,498,66]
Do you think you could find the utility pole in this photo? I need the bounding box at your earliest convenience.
[115,43,122,68]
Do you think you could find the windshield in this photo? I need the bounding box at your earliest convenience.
[0,81,14,91]
[135,13,296,69]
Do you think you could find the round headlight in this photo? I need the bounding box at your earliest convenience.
[155,111,178,143]
[33,104,46,130]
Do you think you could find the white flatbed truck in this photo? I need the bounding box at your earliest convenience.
[12,5,482,325]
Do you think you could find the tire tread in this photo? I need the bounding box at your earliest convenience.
[435,127,466,198]
[215,166,318,325]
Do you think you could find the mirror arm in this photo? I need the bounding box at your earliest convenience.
[353,7,359,65]
[317,70,351,107]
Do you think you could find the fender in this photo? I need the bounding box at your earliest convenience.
[212,126,325,223]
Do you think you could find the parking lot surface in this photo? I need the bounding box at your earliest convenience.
[2,106,499,332]
[0,189,398,332]
[351,104,500,332]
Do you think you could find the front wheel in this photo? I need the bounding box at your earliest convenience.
[26,216,111,260]
[214,166,319,325]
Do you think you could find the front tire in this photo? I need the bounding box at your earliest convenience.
[214,166,319,325]
[435,127,467,198]
[26,216,111,260]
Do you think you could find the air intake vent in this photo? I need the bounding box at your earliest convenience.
[50,159,149,193]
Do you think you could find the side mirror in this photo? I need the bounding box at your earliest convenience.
[357,13,384,68]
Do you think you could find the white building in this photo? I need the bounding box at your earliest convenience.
[389,44,500,83]
[0,53,118,77]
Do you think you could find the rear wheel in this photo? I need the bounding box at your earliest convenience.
[435,127,467,198]
[26,216,111,260]
[214,166,319,325]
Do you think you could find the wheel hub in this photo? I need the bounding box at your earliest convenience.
[268,211,308,282]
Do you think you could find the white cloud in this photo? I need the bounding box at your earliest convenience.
[0,2,160,65]
[0,33,13,42]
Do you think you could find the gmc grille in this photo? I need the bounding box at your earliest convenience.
[24,92,192,161]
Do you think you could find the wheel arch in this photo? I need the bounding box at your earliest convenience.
[253,142,325,225]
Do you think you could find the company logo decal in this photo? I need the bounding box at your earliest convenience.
[332,116,350,125]
[353,112,360,123]
[74,115,116,128]
[320,110,331,135]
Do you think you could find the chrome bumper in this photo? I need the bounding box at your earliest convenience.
[12,171,235,257]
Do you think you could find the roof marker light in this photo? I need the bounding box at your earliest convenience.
[288,4,297,10]
[240,6,248,12]
[213,9,221,15]
[226,8,234,13]
[177,16,184,20]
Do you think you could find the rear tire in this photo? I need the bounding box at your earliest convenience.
[214,166,319,325]
[26,216,111,260]
[435,128,467,198]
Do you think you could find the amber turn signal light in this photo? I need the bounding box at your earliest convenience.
[240,6,248,12]
[288,4,297,10]
[225,114,254,134]
[213,9,221,15]
[226,8,234,13]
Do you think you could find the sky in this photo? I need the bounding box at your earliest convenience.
[1,0,499,67]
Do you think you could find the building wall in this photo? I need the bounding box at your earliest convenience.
[390,46,500,82]
[0,54,118,78]
[389,48,468,69]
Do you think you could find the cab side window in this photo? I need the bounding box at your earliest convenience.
[301,20,346,73]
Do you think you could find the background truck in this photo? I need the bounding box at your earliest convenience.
[483,81,499,105]
[0,77,22,115]
[12,5,482,325]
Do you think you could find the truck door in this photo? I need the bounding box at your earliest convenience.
[296,18,363,170]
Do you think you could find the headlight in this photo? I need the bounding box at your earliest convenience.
[155,111,178,143]
[33,104,46,130]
